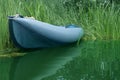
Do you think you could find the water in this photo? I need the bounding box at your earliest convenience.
[0,41,120,80]
[0,58,13,80]
[10,44,82,80]
[42,41,120,80]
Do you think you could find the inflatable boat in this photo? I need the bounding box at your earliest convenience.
[8,15,84,49]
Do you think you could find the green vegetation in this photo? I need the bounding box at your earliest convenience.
[0,0,120,50]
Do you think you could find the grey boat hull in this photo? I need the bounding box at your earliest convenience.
[8,17,84,49]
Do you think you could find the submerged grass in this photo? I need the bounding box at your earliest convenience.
[0,0,120,50]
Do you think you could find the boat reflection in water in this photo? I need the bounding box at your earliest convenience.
[10,44,82,80]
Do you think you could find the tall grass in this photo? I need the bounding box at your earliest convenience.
[80,4,120,40]
[0,0,120,51]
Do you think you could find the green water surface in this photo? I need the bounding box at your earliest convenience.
[0,41,120,80]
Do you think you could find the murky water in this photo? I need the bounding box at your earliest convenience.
[0,41,120,80]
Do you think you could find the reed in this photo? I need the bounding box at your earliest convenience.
[79,4,120,40]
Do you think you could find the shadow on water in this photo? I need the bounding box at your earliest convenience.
[9,44,83,80]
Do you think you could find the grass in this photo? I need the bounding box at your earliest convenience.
[0,0,120,51]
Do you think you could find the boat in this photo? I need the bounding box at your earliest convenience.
[8,15,84,49]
